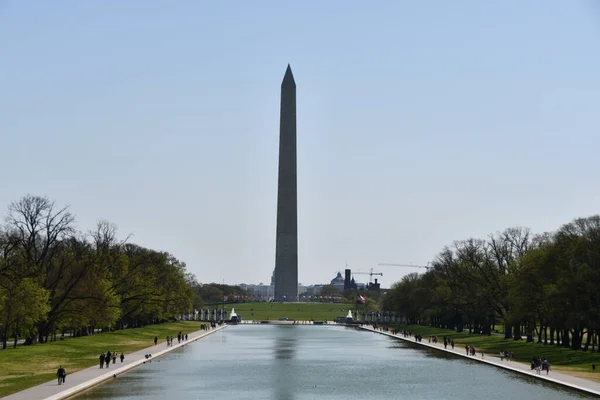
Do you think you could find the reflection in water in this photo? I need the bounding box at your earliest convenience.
[74,325,595,400]
[273,327,297,400]
[274,329,297,360]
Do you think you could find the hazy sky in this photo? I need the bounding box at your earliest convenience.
[2,1,599,288]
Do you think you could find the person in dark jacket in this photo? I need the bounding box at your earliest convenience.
[57,366,66,385]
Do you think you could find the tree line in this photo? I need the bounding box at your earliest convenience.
[382,215,600,352]
[198,283,252,304]
[0,195,199,349]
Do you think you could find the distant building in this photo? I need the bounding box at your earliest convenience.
[367,278,381,293]
[304,285,323,296]
[330,272,345,292]
[238,283,274,300]
[241,268,367,302]
[298,283,308,295]
[344,269,356,291]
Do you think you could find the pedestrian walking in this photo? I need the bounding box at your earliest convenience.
[57,366,66,385]
[99,353,105,369]
[120,352,125,363]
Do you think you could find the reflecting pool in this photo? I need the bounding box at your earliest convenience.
[75,325,592,400]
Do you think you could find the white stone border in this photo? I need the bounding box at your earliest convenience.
[359,326,600,398]
[42,325,227,400]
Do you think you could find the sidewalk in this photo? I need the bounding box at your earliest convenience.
[2,325,227,400]
[359,325,600,397]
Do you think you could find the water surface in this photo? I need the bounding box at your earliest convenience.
[75,325,592,400]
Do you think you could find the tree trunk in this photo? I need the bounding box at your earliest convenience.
[549,326,554,345]
[513,323,522,340]
[504,322,513,339]
[455,313,463,332]
[562,329,570,348]
[571,328,584,350]
[37,322,46,343]
[482,317,491,335]
[543,325,547,344]
[583,329,592,351]
[2,326,8,350]
[526,321,534,342]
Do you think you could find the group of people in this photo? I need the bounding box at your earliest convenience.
[367,324,556,380]
[372,325,423,342]
[56,350,125,385]
[464,344,483,358]
[55,327,214,387]
[428,335,455,349]
[164,331,188,346]
[531,357,551,375]
[99,350,124,368]
[499,350,515,361]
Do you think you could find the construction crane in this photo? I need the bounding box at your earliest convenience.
[352,268,383,283]
[378,262,432,270]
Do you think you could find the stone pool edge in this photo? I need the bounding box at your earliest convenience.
[45,324,227,400]
[358,325,600,398]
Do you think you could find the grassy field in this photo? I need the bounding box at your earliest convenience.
[0,321,205,397]
[227,302,353,321]
[392,324,600,382]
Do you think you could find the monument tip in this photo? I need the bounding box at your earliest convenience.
[282,64,295,86]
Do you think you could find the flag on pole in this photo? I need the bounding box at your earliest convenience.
[223,295,228,302]
[358,295,366,304]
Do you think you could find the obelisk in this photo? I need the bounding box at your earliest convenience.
[274,64,298,302]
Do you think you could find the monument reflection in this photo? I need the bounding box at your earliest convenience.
[272,326,297,400]
[274,335,296,360]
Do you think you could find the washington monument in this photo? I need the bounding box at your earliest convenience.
[274,65,298,302]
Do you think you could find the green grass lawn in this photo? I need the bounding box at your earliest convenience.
[392,324,600,382]
[0,321,205,397]
[227,302,353,322]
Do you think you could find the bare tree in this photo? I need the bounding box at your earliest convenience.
[5,195,75,275]
[4,195,75,342]
[487,227,531,339]
[488,227,531,274]
[90,220,117,254]
[0,227,20,280]
[90,220,131,252]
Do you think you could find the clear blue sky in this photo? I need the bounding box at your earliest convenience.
[1,1,599,287]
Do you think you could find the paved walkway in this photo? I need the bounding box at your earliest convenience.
[2,325,227,400]
[359,325,600,397]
